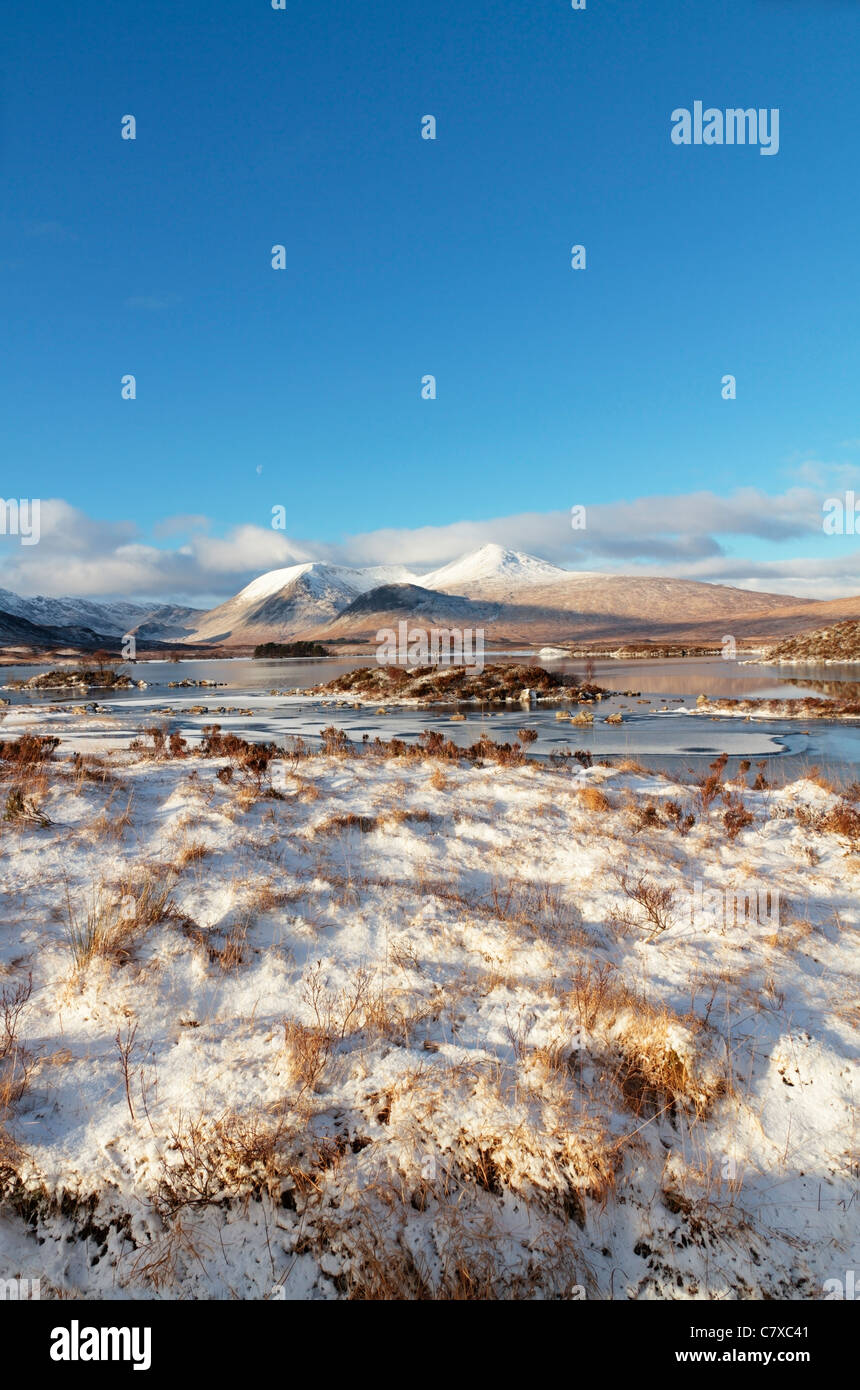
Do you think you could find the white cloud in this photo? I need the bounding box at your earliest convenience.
[1,489,858,604]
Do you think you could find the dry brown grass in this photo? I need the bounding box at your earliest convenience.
[490,877,582,942]
[150,1109,294,1241]
[386,807,434,828]
[69,751,115,792]
[614,758,652,776]
[88,790,134,841]
[0,735,59,770]
[64,883,140,969]
[578,785,612,813]
[209,906,254,972]
[117,864,177,928]
[313,812,378,837]
[0,974,33,1134]
[280,1018,332,1102]
[174,840,209,869]
[64,864,177,970]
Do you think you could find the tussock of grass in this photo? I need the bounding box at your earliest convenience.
[64,865,177,969]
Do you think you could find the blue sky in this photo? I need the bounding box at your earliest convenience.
[2,0,859,602]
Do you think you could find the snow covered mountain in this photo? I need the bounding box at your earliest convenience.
[0,608,110,651]
[179,545,830,647]
[0,590,203,641]
[185,562,420,644]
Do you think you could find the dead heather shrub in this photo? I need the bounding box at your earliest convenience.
[280,735,310,768]
[793,803,827,834]
[629,799,663,833]
[3,785,51,828]
[320,726,352,758]
[428,765,448,791]
[129,726,170,760]
[616,872,678,938]
[823,800,860,844]
[696,753,728,813]
[664,799,695,835]
[469,734,525,768]
[418,729,462,763]
[129,727,189,761]
[303,961,374,1042]
[362,728,531,769]
[387,807,434,828]
[200,726,276,785]
[567,961,625,1031]
[517,727,539,746]
[722,791,755,841]
[281,1018,332,1097]
[154,1110,291,1222]
[0,735,59,771]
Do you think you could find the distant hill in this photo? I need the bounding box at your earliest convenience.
[0,607,111,651]
[758,619,860,663]
[0,589,203,641]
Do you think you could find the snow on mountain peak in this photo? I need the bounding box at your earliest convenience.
[236,561,421,605]
[421,544,568,592]
[236,563,320,603]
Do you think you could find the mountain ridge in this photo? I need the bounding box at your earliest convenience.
[2,545,857,651]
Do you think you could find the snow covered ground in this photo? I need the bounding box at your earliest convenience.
[0,715,857,1300]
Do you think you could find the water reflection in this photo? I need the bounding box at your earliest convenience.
[4,652,860,775]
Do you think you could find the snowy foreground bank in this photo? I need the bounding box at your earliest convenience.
[0,728,857,1300]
